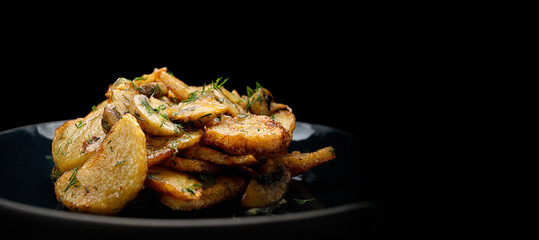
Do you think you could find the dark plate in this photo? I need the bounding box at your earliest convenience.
[0,121,379,237]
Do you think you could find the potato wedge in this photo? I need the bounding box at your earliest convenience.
[146,129,204,167]
[278,146,336,176]
[161,156,224,174]
[145,166,202,201]
[182,146,257,166]
[54,113,147,215]
[129,94,177,136]
[52,108,106,173]
[203,114,290,156]
[158,175,246,211]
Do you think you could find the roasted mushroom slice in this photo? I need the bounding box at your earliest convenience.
[137,82,168,98]
[101,103,123,133]
[166,96,228,126]
[54,114,147,215]
[145,129,204,167]
[247,86,273,115]
[129,94,177,136]
[105,78,137,114]
[241,158,291,208]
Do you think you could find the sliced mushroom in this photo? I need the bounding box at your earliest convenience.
[101,103,123,133]
[105,78,137,114]
[129,94,177,136]
[240,158,291,208]
[247,87,274,115]
[137,82,168,98]
[165,96,228,127]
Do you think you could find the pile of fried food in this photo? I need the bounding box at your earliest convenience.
[51,67,335,215]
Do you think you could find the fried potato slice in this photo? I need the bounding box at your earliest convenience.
[52,108,106,173]
[161,157,223,174]
[145,166,202,201]
[278,146,336,176]
[203,114,291,156]
[182,146,257,166]
[54,114,147,215]
[146,129,204,167]
[271,109,296,138]
[153,67,194,101]
[158,175,246,211]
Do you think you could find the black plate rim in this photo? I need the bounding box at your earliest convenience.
[0,196,372,228]
[0,121,370,228]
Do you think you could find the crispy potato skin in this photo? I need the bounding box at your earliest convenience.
[52,108,106,173]
[54,114,147,215]
[279,146,336,176]
[161,157,223,173]
[145,166,202,200]
[159,175,246,211]
[203,114,290,156]
[272,109,296,137]
[182,146,257,166]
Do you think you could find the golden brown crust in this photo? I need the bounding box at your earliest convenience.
[158,175,246,211]
[182,146,257,166]
[161,157,224,173]
[144,166,202,201]
[203,114,290,156]
[54,114,147,215]
[52,107,106,173]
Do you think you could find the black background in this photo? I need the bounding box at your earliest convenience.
[1,42,387,141]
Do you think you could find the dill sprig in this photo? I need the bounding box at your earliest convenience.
[64,166,80,192]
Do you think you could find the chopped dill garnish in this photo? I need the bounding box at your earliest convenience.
[64,166,80,192]
[147,172,160,180]
[174,123,190,136]
[114,160,126,167]
[199,173,216,188]
[75,120,86,129]
[294,198,316,205]
[211,77,228,90]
